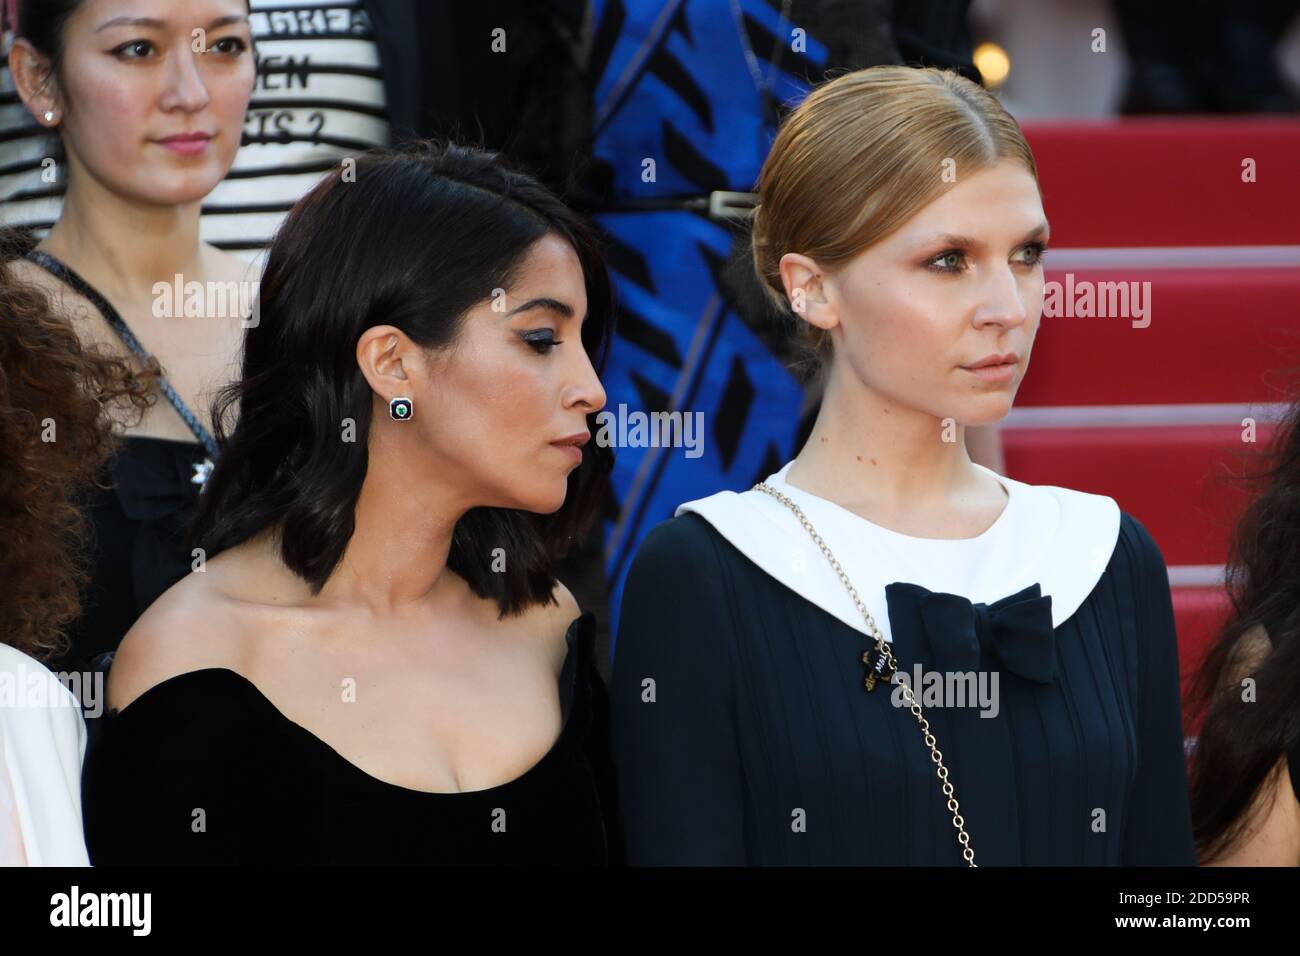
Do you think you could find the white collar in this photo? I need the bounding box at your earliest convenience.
[675,460,1120,642]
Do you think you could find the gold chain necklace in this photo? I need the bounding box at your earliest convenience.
[753,481,977,867]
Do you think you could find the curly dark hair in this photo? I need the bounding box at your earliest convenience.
[0,231,154,663]
[1188,390,1300,862]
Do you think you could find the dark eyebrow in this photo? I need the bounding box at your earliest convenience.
[504,297,575,319]
[926,223,1051,251]
[97,15,249,33]
[207,15,250,30]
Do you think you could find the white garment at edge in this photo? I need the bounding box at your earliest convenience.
[0,642,90,866]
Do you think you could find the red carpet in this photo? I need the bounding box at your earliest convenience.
[1018,119,1300,728]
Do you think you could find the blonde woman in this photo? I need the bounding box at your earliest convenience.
[610,66,1195,866]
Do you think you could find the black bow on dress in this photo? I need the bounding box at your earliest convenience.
[884,582,1057,683]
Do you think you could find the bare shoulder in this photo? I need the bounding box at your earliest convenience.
[204,243,262,284]
[6,256,119,350]
[1207,757,1300,866]
[106,569,247,715]
[546,578,583,636]
[200,244,260,323]
[526,579,584,675]
[7,254,61,294]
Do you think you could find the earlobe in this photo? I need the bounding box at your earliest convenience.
[800,287,838,333]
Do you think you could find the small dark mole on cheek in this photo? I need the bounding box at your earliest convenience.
[820,436,827,443]
[870,458,878,466]
[856,455,862,462]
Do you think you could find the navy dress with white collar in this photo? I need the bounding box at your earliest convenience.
[610,462,1196,865]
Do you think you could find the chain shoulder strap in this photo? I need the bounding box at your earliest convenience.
[24,249,221,461]
[753,481,977,867]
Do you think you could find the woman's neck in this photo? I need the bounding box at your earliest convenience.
[39,172,207,304]
[786,365,986,517]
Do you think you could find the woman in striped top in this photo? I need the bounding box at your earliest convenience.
[5,0,256,680]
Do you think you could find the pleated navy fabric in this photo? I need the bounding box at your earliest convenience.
[611,510,1196,866]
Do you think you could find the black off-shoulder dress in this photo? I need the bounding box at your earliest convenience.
[82,612,625,865]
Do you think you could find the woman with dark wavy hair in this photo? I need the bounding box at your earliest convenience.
[1188,397,1300,865]
[0,233,152,865]
[80,142,625,865]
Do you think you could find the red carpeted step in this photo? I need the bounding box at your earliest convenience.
[1174,586,1234,736]
[1015,118,1296,733]
[1023,120,1300,248]
[1014,267,1300,407]
[1003,424,1273,568]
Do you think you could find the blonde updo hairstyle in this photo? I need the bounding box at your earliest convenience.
[750,66,1040,383]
